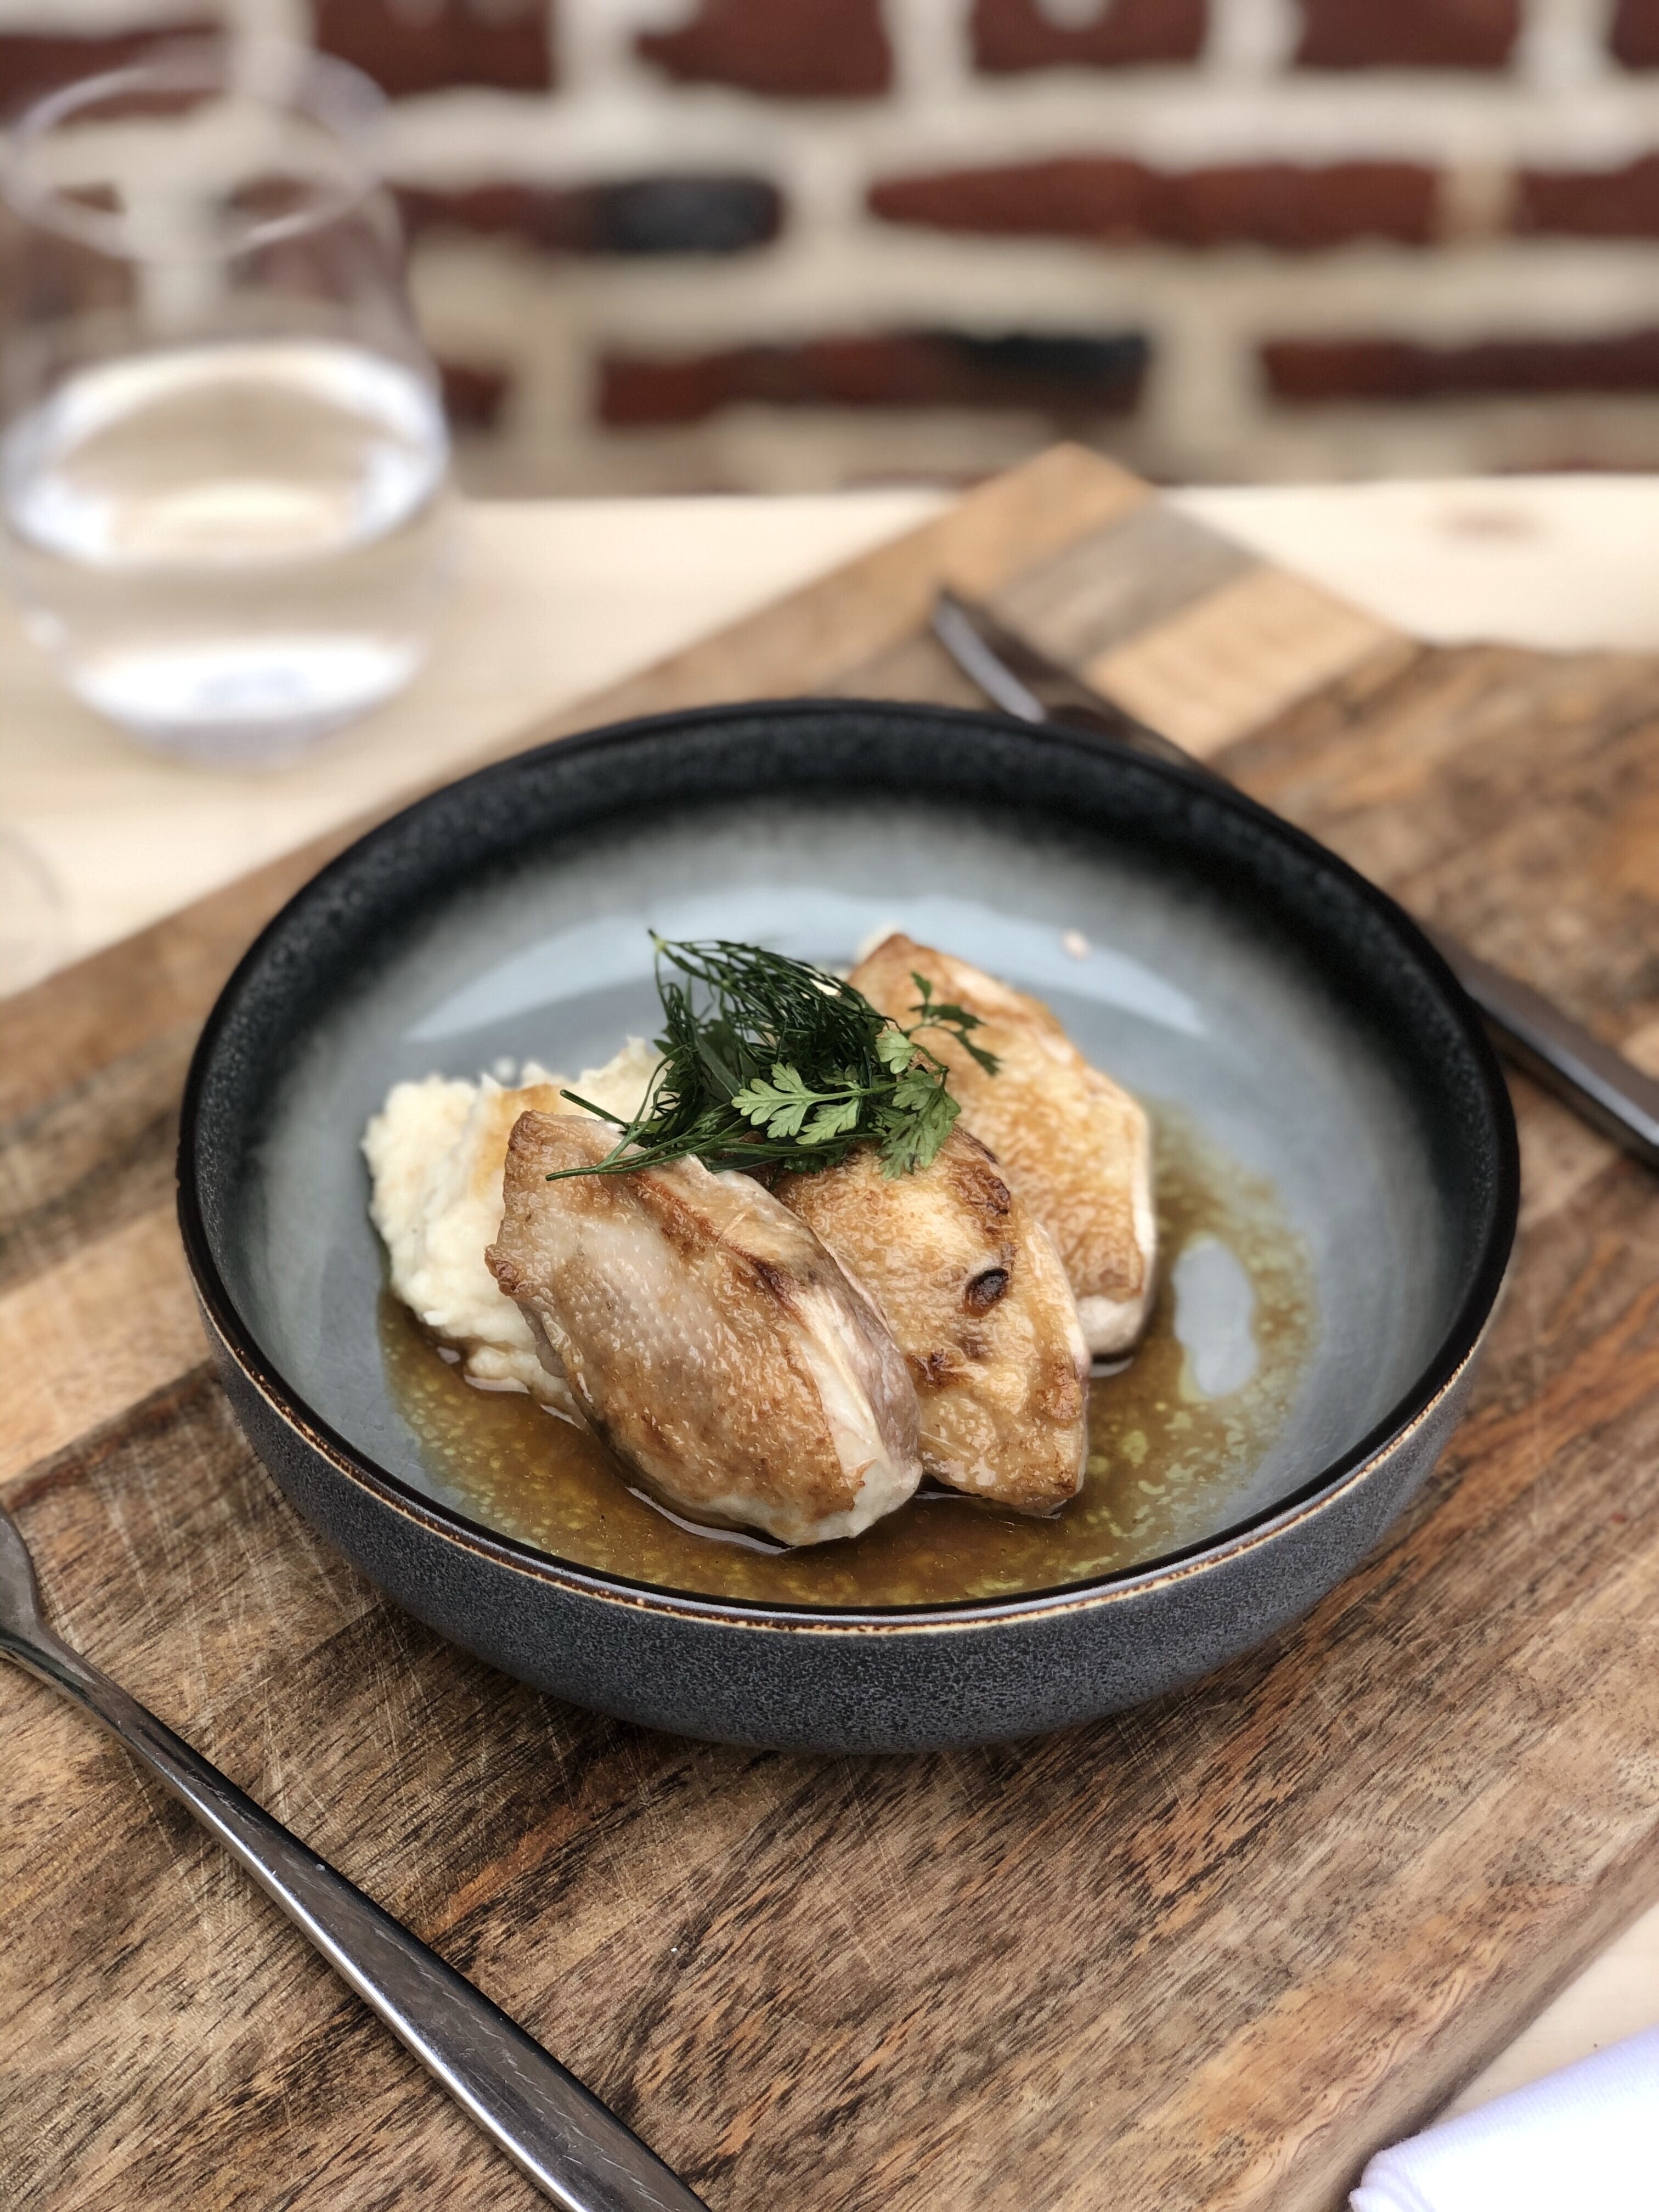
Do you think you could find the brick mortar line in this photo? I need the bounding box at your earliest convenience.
[368,83,1659,184]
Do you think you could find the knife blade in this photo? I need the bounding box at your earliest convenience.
[932,589,1659,1172]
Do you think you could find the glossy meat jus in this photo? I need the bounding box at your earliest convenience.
[486,1114,922,1545]
[776,1129,1088,1515]
[849,934,1157,1357]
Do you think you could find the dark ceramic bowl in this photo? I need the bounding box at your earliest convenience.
[179,699,1517,1752]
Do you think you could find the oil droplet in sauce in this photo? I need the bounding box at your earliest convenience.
[377,1107,1315,1607]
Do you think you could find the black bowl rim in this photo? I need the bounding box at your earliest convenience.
[178,696,1520,1629]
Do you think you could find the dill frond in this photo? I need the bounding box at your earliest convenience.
[546,935,997,1182]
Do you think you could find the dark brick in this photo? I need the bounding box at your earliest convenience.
[1610,0,1659,67]
[596,175,782,253]
[1515,157,1659,235]
[398,175,781,256]
[1262,329,1659,401]
[970,0,1204,72]
[1294,0,1519,69]
[598,330,1148,426]
[0,22,219,119]
[869,158,1437,249]
[437,358,511,430]
[312,0,551,98]
[636,0,890,98]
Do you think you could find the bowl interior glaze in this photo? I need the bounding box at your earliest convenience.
[190,702,1513,1615]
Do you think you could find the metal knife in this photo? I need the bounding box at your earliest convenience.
[933,589,1659,1172]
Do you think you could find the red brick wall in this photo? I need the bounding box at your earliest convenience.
[970,0,1206,74]
[314,0,552,96]
[1293,0,1521,71]
[868,160,1440,250]
[6,0,1659,491]
[636,0,892,98]
[1611,0,1659,70]
[0,18,218,116]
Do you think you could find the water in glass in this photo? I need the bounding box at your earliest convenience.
[0,43,455,765]
[4,338,450,750]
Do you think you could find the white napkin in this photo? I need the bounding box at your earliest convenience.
[1351,2025,1659,2212]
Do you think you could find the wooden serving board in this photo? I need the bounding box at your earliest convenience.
[3,447,1657,2212]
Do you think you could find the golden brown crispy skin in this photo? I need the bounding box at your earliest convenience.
[848,934,1156,1356]
[486,1114,921,1546]
[776,1127,1088,1515]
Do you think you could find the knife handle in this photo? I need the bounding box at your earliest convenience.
[7,1626,707,2212]
[931,593,1659,1175]
[1064,694,1659,1169]
[1424,933,1659,1170]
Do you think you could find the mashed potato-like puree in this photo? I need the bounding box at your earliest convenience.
[363,1040,659,1408]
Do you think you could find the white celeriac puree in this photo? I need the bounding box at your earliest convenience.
[362,1040,659,1408]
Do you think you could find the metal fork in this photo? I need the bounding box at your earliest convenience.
[0,1494,707,2211]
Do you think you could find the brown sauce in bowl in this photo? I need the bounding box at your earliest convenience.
[377,1110,1315,1606]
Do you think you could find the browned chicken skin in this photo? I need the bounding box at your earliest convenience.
[776,1127,1089,1515]
[487,1113,921,1546]
[848,934,1156,1356]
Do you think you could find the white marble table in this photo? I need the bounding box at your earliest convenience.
[4,470,1656,2122]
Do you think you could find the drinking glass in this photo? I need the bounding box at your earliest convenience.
[0,41,456,766]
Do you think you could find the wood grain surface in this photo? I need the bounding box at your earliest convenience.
[2,447,1657,2212]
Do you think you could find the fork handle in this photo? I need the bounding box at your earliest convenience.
[4,1628,706,2212]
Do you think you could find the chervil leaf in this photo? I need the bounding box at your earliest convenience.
[731,1064,817,1138]
[878,1085,960,1177]
[890,1064,945,1114]
[802,1096,861,1144]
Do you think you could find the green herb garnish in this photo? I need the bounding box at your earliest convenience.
[551,936,997,1183]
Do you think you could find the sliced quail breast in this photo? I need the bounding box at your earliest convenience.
[848,933,1156,1357]
[776,1127,1088,1515]
[487,1113,922,1546]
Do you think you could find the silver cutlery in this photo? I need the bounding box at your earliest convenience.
[933,590,1659,1172]
[0,1496,707,2212]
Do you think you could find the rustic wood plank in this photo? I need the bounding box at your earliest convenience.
[2,444,1657,2212]
[1086,566,1398,758]
[0,1209,204,1486]
[996,499,1255,664]
[1223,639,1659,1048]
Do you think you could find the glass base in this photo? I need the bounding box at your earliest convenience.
[67,635,425,768]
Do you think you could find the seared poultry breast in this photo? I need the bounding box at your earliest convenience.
[848,934,1156,1357]
[487,1114,922,1546]
[776,1128,1088,1515]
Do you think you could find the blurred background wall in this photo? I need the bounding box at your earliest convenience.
[6,0,1659,495]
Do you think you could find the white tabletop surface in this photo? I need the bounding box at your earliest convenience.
[3,469,1657,2118]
